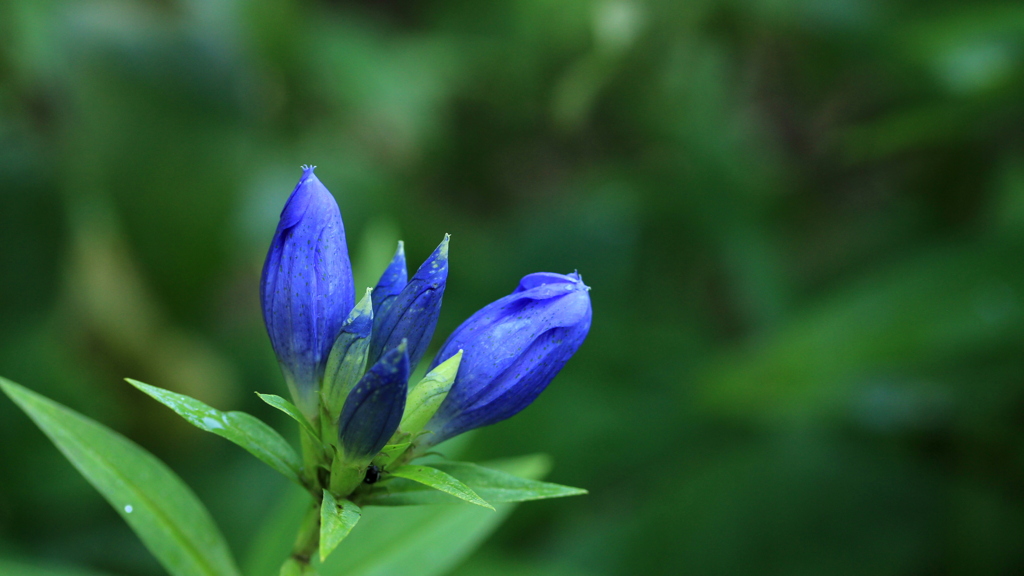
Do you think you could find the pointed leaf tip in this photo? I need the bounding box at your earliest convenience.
[126,379,301,484]
[389,464,494,510]
[0,377,241,576]
[320,491,361,562]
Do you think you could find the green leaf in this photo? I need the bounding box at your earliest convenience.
[242,435,514,576]
[127,379,301,483]
[0,378,240,576]
[320,491,361,562]
[362,458,586,506]
[256,392,319,440]
[319,454,550,576]
[386,465,494,510]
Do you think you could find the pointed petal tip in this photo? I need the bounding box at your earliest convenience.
[434,233,450,255]
[437,234,450,258]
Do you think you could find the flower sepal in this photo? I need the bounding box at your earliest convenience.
[399,350,463,438]
[321,288,374,422]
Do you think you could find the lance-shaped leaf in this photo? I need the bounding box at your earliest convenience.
[322,288,374,419]
[361,459,586,506]
[373,241,407,318]
[243,454,551,576]
[399,350,462,436]
[127,379,301,484]
[261,166,355,420]
[320,491,361,562]
[256,392,319,442]
[386,465,494,510]
[338,343,409,463]
[369,235,449,369]
[0,378,240,576]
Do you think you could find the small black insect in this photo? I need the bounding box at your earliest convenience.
[363,465,382,484]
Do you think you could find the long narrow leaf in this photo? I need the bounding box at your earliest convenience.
[319,454,553,576]
[127,379,301,483]
[0,378,240,576]
[256,393,319,441]
[362,459,586,506]
[387,465,494,510]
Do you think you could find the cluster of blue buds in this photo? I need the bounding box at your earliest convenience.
[261,166,591,496]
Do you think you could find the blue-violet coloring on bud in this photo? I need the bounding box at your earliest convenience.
[372,241,408,318]
[421,271,591,446]
[338,343,410,461]
[260,165,355,418]
[368,235,449,370]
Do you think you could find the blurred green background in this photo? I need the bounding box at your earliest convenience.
[4,0,1024,574]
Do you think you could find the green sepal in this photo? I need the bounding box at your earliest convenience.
[0,377,241,576]
[361,457,586,506]
[399,350,462,437]
[328,447,366,497]
[320,491,361,562]
[372,442,411,468]
[322,288,373,421]
[126,379,302,484]
[387,465,494,510]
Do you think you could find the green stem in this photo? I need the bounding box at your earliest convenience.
[280,500,321,575]
[300,427,325,491]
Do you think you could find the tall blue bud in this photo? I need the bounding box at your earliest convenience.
[368,235,449,370]
[338,342,409,462]
[373,241,407,318]
[420,272,591,447]
[261,166,355,419]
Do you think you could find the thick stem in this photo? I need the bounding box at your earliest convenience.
[300,429,324,491]
[329,451,366,496]
[280,501,320,575]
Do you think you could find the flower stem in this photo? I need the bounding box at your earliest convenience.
[300,427,325,491]
[280,500,320,575]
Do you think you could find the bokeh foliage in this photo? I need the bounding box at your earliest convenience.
[3,0,1024,574]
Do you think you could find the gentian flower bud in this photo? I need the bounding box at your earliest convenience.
[260,166,355,419]
[373,242,407,318]
[419,272,591,447]
[338,341,410,462]
[368,235,449,370]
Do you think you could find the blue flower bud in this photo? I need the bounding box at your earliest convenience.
[260,166,355,419]
[338,342,410,462]
[372,241,407,318]
[420,272,592,447]
[368,235,449,370]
